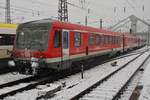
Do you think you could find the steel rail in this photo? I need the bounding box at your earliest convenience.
[112,52,150,100]
[70,51,148,100]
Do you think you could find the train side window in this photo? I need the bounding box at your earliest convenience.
[105,35,108,45]
[114,36,116,44]
[54,30,61,48]
[0,35,3,45]
[117,37,119,44]
[109,36,111,44]
[118,37,121,44]
[118,37,120,44]
[96,35,100,45]
[88,34,94,45]
[116,37,118,44]
[112,36,113,44]
[115,36,117,44]
[107,35,109,45]
[74,32,81,47]
[0,34,15,45]
[112,36,115,44]
[106,35,108,44]
[101,35,104,45]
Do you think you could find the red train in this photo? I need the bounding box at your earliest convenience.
[8,19,146,74]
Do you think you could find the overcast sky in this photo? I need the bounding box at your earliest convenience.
[0,0,150,29]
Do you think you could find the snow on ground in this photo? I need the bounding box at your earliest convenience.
[5,54,140,100]
[0,73,31,85]
[131,46,149,53]
[0,83,31,95]
[81,52,148,100]
[52,51,149,100]
[119,51,150,100]
[3,47,149,100]
[138,57,150,100]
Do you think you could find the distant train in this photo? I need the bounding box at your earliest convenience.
[8,19,146,74]
[0,24,17,60]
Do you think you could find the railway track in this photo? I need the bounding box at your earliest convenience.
[0,69,76,99]
[0,48,149,99]
[51,50,150,100]
[0,74,56,99]
[103,48,149,64]
[118,52,150,100]
[76,51,150,100]
[0,75,47,89]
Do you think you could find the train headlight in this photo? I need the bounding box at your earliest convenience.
[8,60,15,67]
[31,62,39,68]
[31,57,39,68]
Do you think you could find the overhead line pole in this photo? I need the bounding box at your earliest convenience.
[85,16,87,26]
[100,19,102,29]
[5,0,11,23]
[58,0,68,22]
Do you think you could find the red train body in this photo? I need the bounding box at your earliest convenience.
[8,19,146,74]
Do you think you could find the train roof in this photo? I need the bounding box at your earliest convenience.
[20,19,114,34]
[52,20,123,36]
[22,19,53,25]
[21,19,133,36]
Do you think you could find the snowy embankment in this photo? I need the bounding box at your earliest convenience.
[139,58,150,100]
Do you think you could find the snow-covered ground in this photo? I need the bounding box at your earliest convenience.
[2,47,149,100]
[4,53,140,100]
[0,73,30,85]
[80,52,149,100]
[52,51,149,100]
[139,57,150,100]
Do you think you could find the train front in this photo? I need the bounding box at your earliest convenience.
[8,20,51,75]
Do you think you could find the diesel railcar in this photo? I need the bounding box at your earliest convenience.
[8,19,146,74]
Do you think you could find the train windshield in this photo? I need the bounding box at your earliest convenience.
[16,22,51,51]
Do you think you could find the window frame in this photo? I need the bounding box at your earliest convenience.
[105,35,109,45]
[101,34,105,45]
[96,34,100,45]
[0,34,15,46]
[88,34,95,45]
[74,32,81,47]
[53,29,61,48]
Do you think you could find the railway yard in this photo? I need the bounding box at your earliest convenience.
[0,47,149,100]
[0,1,150,100]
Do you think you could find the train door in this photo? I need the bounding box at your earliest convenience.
[61,30,70,69]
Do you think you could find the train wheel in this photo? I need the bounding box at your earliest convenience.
[25,67,32,75]
[18,66,32,75]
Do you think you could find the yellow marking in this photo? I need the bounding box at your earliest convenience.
[0,23,17,28]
